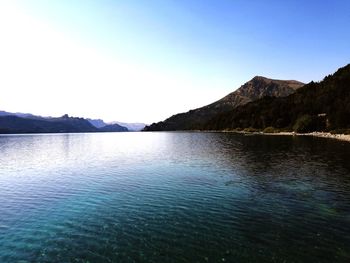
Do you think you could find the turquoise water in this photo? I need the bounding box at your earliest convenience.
[0,132,350,262]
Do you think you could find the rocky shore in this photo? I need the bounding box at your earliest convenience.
[256,131,350,143]
[299,132,350,142]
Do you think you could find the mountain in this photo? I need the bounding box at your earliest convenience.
[88,119,144,131]
[1,111,143,132]
[111,122,146,131]
[144,76,304,131]
[0,110,46,120]
[0,114,98,134]
[0,113,132,134]
[204,64,350,133]
[87,118,107,128]
[98,123,128,132]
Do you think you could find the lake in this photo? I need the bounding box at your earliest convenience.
[0,132,350,262]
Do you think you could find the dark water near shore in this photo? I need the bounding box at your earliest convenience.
[0,132,350,262]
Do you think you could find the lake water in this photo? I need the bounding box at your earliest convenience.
[0,132,350,262]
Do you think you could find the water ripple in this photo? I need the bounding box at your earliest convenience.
[0,133,350,262]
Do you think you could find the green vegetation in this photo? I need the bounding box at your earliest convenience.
[204,64,350,133]
[144,77,304,131]
[144,64,350,133]
[243,127,260,133]
[330,129,350,135]
[263,126,280,133]
[293,115,313,133]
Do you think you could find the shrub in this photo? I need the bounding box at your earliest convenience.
[243,127,259,133]
[330,129,350,135]
[293,115,313,133]
[263,126,279,133]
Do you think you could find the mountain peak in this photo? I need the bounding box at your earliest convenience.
[225,76,304,104]
[144,75,304,131]
[250,76,303,86]
[251,75,269,81]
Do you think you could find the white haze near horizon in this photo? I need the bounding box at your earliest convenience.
[0,2,234,124]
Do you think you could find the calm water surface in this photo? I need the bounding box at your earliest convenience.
[0,132,350,262]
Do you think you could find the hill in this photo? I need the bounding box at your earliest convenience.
[87,118,107,128]
[87,118,145,131]
[0,114,131,134]
[111,122,146,131]
[204,64,350,133]
[98,123,128,132]
[144,77,304,131]
[0,114,98,134]
[0,113,130,134]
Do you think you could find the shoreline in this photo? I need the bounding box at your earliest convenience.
[184,130,350,143]
[2,130,349,143]
[226,130,350,143]
[277,131,350,142]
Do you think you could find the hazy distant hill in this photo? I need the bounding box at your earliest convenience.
[0,111,144,132]
[144,77,304,131]
[98,123,128,132]
[0,114,97,134]
[87,119,144,131]
[0,113,129,134]
[87,118,107,128]
[111,122,146,131]
[204,64,350,133]
[0,110,46,120]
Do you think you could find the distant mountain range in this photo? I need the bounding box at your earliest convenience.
[86,118,107,128]
[3,64,348,135]
[0,112,130,134]
[0,114,98,134]
[0,110,46,120]
[87,119,145,131]
[145,64,350,133]
[110,122,146,132]
[144,76,304,131]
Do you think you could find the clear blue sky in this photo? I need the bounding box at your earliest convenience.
[0,0,349,123]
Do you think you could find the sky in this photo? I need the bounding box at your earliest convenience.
[0,0,349,124]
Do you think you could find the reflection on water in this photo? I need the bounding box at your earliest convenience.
[0,132,350,262]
